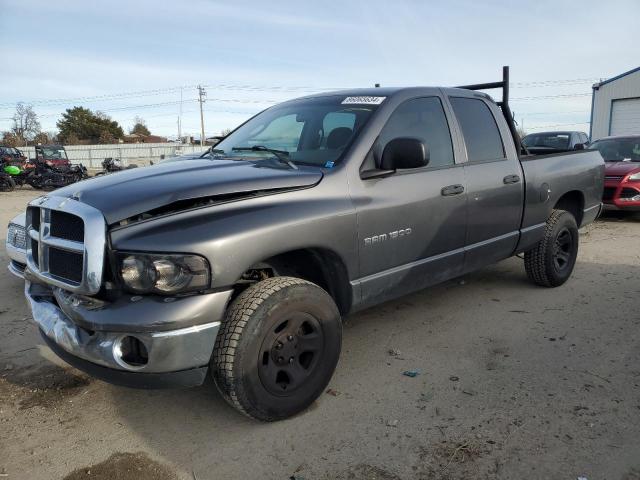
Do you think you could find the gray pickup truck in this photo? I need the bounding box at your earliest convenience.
[22,68,604,421]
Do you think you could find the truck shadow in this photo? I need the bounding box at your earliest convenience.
[598,210,640,223]
[99,256,640,478]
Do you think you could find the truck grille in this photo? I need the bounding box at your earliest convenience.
[50,210,85,242]
[25,197,105,294]
[49,247,83,283]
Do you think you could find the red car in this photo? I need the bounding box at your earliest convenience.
[589,135,640,211]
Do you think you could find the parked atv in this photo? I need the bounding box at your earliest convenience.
[34,145,71,169]
[95,157,138,176]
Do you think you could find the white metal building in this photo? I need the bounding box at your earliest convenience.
[590,66,640,140]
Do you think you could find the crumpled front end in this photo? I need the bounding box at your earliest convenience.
[23,195,232,388]
[24,277,230,388]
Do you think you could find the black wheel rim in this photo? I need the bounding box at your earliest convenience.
[258,312,324,396]
[552,227,573,272]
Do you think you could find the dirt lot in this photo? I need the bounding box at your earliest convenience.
[1,189,639,480]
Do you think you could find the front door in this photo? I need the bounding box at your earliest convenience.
[351,96,467,307]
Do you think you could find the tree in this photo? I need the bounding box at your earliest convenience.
[98,130,116,144]
[56,107,124,144]
[11,103,41,145]
[130,116,150,136]
[516,127,528,140]
[220,128,232,136]
[33,131,57,145]
[1,131,21,147]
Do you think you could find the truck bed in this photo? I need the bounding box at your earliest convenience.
[516,149,604,252]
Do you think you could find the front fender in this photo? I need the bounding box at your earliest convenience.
[109,172,357,289]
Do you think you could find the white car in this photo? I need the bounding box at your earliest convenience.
[6,213,26,278]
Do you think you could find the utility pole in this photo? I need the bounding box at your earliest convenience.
[197,85,206,147]
[178,86,183,143]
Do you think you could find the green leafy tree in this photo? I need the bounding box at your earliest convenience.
[130,116,151,136]
[56,107,124,144]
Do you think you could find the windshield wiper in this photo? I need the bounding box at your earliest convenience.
[232,146,298,170]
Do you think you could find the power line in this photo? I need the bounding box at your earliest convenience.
[527,121,590,130]
[511,93,591,101]
[0,77,601,109]
[519,109,589,116]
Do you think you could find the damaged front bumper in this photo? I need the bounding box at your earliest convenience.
[24,278,233,389]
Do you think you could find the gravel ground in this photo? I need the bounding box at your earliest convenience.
[1,189,639,480]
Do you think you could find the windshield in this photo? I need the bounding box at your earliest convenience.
[589,138,640,162]
[522,133,570,149]
[38,147,68,160]
[214,96,381,167]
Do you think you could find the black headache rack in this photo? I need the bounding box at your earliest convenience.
[457,66,524,155]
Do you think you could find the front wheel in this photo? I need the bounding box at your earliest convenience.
[211,277,342,421]
[524,209,579,287]
[0,175,15,192]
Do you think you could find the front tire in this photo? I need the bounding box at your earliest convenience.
[0,175,15,192]
[211,277,342,421]
[524,209,579,287]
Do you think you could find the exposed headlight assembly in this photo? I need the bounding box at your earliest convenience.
[628,172,640,181]
[118,253,210,295]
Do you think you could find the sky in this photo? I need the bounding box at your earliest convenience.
[1,0,639,140]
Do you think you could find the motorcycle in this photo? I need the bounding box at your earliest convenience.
[95,157,138,176]
[0,160,16,192]
[3,159,33,187]
[0,168,16,191]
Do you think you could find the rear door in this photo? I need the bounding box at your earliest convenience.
[351,96,467,307]
[447,95,524,272]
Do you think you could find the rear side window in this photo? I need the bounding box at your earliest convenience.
[449,97,505,162]
[376,97,454,168]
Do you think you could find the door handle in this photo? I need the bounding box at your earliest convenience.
[503,174,521,184]
[441,184,465,196]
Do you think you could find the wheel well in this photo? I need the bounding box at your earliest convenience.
[554,191,584,226]
[238,248,352,316]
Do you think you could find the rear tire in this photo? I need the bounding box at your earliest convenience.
[524,209,579,287]
[211,276,342,421]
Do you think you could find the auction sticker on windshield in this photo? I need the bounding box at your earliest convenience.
[342,96,386,105]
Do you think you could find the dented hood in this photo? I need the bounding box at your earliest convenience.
[53,159,323,224]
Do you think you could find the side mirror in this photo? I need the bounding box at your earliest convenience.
[574,143,585,150]
[380,137,429,170]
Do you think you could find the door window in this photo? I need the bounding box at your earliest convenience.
[376,97,454,168]
[449,97,506,162]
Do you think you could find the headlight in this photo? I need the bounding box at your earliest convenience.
[628,172,640,181]
[7,223,26,250]
[117,253,210,295]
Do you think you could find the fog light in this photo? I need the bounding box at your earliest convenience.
[113,335,149,369]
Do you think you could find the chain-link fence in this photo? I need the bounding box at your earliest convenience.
[19,143,206,170]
